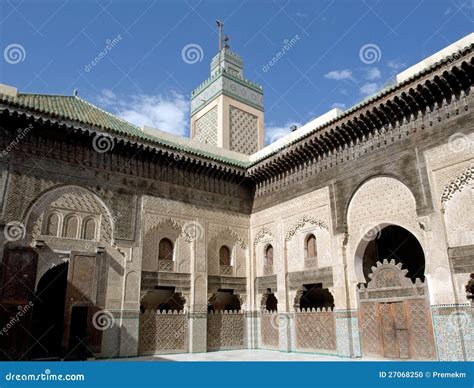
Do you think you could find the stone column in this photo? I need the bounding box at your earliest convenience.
[333,233,361,358]
[277,234,292,352]
[426,212,471,360]
[244,241,255,349]
[188,220,208,353]
[117,244,141,358]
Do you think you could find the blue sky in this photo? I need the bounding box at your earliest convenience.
[0,0,472,144]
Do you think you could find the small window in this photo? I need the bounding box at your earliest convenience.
[306,234,317,258]
[82,218,97,240]
[45,213,60,236]
[159,238,174,261]
[219,245,231,266]
[63,215,79,239]
[265,244,273,266]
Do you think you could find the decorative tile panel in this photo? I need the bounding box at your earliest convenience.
[195,106,218,146]
[229,105,258,155]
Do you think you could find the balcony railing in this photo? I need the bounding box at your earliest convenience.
[158,260,174,272]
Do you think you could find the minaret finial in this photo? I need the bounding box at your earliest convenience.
[216,20,224,51]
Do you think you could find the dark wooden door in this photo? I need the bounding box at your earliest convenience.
[0,248,38,360]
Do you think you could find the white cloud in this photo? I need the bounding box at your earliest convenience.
[387,59,406,70]
[265,121,301,145]
[324,69,353,80]
[360,83,379,96]
[97,89,189,136]
[96,89,117,105]
[366,67,381,80]
[331,102,346,110]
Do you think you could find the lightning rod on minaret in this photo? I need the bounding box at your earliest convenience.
[216,20,224,51]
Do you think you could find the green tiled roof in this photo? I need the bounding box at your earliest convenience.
[0,93,143,136]
[0,92,248,168]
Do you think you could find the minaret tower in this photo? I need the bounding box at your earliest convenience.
[190,21,264,155]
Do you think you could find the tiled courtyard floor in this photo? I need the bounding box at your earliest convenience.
[109,349,379,362]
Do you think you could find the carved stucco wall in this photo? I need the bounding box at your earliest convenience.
[254,226,276,277]
[16,185,132,320]
[142,216,191,273]
[142,196,250,307]
[346,176,426,305]
[25,186,113,245]
[207,225,248,276]
[250,188,334,309]
[251,188,332,271]
[424,136,474,303]
[444,181,474,247]
[285,215,331,273]
[4,169,136,240]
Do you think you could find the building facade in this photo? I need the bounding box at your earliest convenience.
[0,34,473,361]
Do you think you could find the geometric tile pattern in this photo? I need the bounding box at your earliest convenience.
[195,106,218,146]
[358,303,382,357]
[295,310,336,352]
[207,312,245,350]
[229,105,258,155]
[260,312,279,350]
[406,299,436,359]
[336,317,360,357]
[138,311,187,355]
[432,304,473,361]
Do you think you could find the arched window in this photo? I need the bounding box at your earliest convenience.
[82,218,97,240]
[159,238,174,261]
[219,245,231,266]
[63,215,79,238]
[45,213,60,236]
[265,244,273,266]
[305,234,317,258]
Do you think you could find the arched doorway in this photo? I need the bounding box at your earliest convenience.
[361,225,425,283]
[29,262,69,359]
[356,225,436,360]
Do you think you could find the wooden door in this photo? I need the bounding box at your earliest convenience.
[62,252,102,355]
[380,302,410,359]
[0,248,37,360]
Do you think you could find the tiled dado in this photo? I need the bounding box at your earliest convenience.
[335,310,361,358]
[431,304,473,361]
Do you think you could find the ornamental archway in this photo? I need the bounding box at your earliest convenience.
[29,262,69,360]
[356,224,436,360]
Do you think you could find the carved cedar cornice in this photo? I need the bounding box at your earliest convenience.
[248,51,474,178]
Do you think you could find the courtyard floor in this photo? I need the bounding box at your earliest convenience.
[109,349,378,362]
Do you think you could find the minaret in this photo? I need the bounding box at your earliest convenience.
[190,21,264,155]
